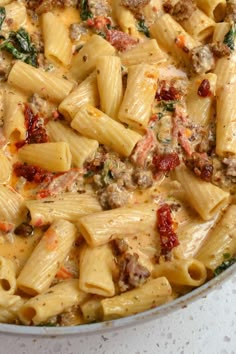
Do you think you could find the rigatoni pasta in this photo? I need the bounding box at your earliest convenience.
[96,56,123,120]
[70,35,116,81]
[58,71,99,121]
[17,219,77,295]
[19,279,87,325]
[26,192,102,226]
[42,12,72,67]
[8,61,74,102]
[71,104,142,156]
[46,120,98,168]
[18,142,72,172]
[118,63,158,131]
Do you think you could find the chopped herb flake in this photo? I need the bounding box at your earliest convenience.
[101,160,114,185]
[80,0,93,21]
[223,24,236,51]
[0,28,38,67]
[136,20,150,38]
[158,101,177,112]
[214,257,236,276]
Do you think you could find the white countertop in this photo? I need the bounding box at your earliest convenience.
[1,274,236,354]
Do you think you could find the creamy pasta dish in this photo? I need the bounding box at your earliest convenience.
[0,0,236,327]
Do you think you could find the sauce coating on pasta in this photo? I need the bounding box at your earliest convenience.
[0,0,236,326]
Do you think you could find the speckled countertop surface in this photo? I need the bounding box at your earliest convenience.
[1,274,236,354]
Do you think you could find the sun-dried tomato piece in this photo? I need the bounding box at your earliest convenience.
[16,104,48,148]
[153,152,180,172]
[13,162,53,183]
[156,81,181,101]
[157,204,179,255]
[197,79,211,98]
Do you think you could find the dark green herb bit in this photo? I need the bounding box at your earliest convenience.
[214,257,236,276]
[101,159,114,185]
[223,25,236,51]
[97,31,106,39]
[158,112,164,120]
[84,170,94,178]
[0,27,38,67]
[159,101,176,112]
[0,7,6,30]
[80,0,93,21]
[136,20,150,38]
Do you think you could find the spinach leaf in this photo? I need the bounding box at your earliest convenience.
[0,7,6,30]
[13,27,32,52]
[136,20,150,38]
[214,257,236,276]
[0,27,38,67]
[223,24,236,51]
[80,0,93,21]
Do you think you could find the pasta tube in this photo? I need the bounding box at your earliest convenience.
[150,14,199,66]
[197,205,236,271]
[174,165,230,220]
[0,149,11,183]
[112,0,141,37]
[0,185,26,224]
[26,192,102,226]
[71,104,142,157]
[213,22,230,42]
[42,12,72,66]
[77,203,157,247]
[101,277,172,320]
[70,35,116,81]
[216,80,236,156]
[8,61,74,103]
[19,279,87,325]
[18,142,72,172]
[2,2,26,31]
[186,73,217,125]
[3,89,26,140]
[119,39,166,66]
[152,259,207,287]
[0,257,17,295]
[58,71,99,121]
[0,294,24,324]
[180,9,216,41]
[118,64,158,131]
[96,56,123,120]
[79,245,115,297]
[17,219,77,295]
[46,120,98,167]
[80,298,102,323]
[196,0,226,22]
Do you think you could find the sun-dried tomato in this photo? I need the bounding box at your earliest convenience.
[16,104,48,148]
[156,81,181,101]
[197,79,211,98]
[13,162,53,183]
[157,204,179,255]
[153,152,180,172]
